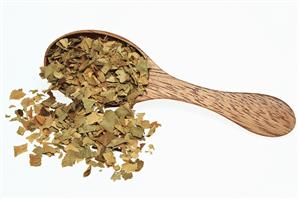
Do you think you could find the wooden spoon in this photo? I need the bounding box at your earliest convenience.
[44,30,296,137]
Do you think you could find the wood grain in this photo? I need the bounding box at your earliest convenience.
[138,59,296,137]
[45,30,296,137]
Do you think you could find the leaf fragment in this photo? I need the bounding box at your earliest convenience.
[103,151,116,166]
[131,126,144,138]
[62,153,77,167]
[17,126,25,136]
[59,38,69,48]
[14,143,28,157]
[122,162,138,173]
[83,165,92,177]
[29,154,42,166]
[10,89,26,100]
[111,171,122,181]
[101,110,118,133]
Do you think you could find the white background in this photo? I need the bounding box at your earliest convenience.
[0,0,298,198]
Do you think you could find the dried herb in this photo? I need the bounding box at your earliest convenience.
[40,36,149,107]
[7,36,160,181]
[10,89,25,100]
[14,144,28,157]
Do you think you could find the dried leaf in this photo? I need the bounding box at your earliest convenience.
[82,98,96,112]
[35,115,46,125]
[10,89,26,100]
[29,154,41,166]
[122,162,138,173]
[62,152,77,167]
[131,126,144,138]
[14,143,28,157]
[21,97,34,108]
[26,133,40,143]
[135,159,144,172]
[147,121,161,137]
[103,151,116,166]
[65,144,80,152]
[111,171,121,181]
[59,38,69,48]
[83,165,92,177]
[116,69,129,83]
[101,110,118,133]
[17,126,25,135]
[86,112,103,125]
[107,138,127,148]
[122,172,133,180]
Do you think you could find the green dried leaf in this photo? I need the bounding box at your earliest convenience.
[111,171,122,181]
[136,58,148,76]
[62,152,77,167]
[58,38,69,48]
[107,138,127,148]
[79,37,93,52]
[115,104,132,118]
[147,121,161,137]
[82,98,96,112]
[131,126,144,138]
[122,171,133,180]
[116,68,129,83]
[85,112,103,125]
[101,110,118,133]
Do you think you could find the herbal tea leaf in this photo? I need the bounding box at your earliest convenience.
[14,143,28,157]
[10,89,26,100]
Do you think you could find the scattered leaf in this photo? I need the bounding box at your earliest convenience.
[6,36,160,181]
[83,165,92,177]
[14,143,28,157]
[29,154,41,166]
[17,126,25,136]
[10,89,25,100]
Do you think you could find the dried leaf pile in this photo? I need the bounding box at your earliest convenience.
[7,36,160,181]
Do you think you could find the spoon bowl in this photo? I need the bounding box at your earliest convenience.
[44,30,296,137]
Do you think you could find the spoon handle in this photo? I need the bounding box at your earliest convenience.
[146,68,296,137]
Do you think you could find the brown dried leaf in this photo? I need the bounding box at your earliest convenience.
[10,89,26,100]
[14,143,28,157]
[16,126,25,136]
[147,121,161,137]
[29,154,42,166]
[103,151,116,166]
[83,165,92,177]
